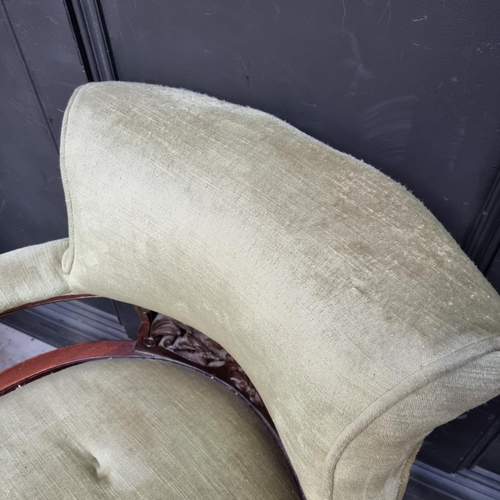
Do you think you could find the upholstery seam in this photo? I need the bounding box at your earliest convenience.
[324,337,500,499]
[59,85,85,277]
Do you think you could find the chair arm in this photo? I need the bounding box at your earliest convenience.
[0,239,72,317]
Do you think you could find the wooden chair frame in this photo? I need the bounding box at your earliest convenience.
[0,297,271,425]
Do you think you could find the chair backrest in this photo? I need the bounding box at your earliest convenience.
[2,82,500,499]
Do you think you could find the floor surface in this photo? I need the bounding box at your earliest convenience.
[0,322,55,372]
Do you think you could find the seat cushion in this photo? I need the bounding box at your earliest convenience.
[0,358,300,500]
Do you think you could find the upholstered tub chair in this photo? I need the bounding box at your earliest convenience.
[1,82,500,500]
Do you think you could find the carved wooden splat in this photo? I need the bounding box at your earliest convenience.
[136,309,267,415]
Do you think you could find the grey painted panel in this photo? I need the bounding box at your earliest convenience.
[5,0,88,145]
[486,249,500,293]
[0,0,87,253]
[100,0,500,243]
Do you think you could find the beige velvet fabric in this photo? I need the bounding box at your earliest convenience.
[0,238,69,313]
[2,81,500,499]
[0,359,299,499]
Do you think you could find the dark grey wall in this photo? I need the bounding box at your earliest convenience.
[487,249,500,293]
[100,0,500,245]
[0,0,86,253]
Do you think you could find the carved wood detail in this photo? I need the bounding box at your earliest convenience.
[136,310,265,410]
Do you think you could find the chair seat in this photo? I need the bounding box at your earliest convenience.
[0,358,300,499]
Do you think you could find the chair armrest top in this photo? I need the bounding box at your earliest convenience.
[0,239,70,316]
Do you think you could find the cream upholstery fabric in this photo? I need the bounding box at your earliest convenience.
[0,359,299,499]
[1,82,500,499]
[0,238,69,313]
